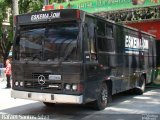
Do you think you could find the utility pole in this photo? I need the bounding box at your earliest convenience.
[44,0,49,5]
[12,0,19,16]
[12,0,19,37]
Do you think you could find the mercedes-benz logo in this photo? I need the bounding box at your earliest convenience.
[38,75,45,85]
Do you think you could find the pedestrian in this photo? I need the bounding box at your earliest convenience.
[5,59,11,88]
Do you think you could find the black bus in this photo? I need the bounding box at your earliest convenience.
[11,9,157,110]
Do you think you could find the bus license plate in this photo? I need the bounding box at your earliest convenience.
[49,75,61,80]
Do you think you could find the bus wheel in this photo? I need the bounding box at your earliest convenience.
[135,75,146,95]
[94,83,108,110]
[43,102,55,107]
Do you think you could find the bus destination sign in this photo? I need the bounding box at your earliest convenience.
[31,12,61,22]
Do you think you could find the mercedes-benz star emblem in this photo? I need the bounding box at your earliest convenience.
[38,75,45,85]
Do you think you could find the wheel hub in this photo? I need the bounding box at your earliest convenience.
[101,89,108,101]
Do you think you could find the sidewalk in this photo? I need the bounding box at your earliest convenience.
[0,80,7,89]
[0,77,6,82]
[148,74,160,88]
[0,68,6,82]
[154,74,160,84]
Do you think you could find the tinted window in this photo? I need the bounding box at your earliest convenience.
[106,25,113,38]
[97,21,105,36]
[98,38,114,52]
[97,21,114,52]
[18,22,79,62]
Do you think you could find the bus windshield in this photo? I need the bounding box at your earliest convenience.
[17,22,79,62]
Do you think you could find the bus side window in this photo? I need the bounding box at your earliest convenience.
[97,20,105,36]
[97,23,114,52]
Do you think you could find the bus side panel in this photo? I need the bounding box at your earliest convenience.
[114,25,139,92]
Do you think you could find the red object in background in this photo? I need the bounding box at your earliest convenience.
[45,5,54,10]
[59,5,64,9]
[126,21,160,40]
[151,0,159,3]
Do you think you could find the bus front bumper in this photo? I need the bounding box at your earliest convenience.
[11,90,83,104]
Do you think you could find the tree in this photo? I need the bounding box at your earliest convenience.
[19,0,44,14]
[0,0,44,64]
[0,0,12,64]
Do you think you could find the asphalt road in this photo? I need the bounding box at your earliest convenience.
[0,81,160,120]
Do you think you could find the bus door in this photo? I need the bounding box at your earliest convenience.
[83,16,99,82]
[82,16,102,100]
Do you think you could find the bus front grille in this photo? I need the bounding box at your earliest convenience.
[32,73,52,79]
[23,72,62,92]
[24,72,56,79]
[24,81,62,91]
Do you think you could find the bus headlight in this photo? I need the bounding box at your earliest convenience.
[65,84,71,90]
[15,81,19,86]
[72,84,77,91]
[20,81,24,87]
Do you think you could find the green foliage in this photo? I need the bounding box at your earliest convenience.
[0,0,44,63]
[19,0,44,14]
[0,0,12,62]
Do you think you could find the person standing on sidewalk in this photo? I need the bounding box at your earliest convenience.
[5,59,11,88]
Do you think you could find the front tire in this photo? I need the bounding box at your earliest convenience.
[43,102,55,107]
[94,83,109,110]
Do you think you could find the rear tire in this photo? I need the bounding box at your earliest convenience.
[93,83,109,110]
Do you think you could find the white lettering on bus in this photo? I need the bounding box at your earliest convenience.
[125,35,140,49]
[141,37,149,49]
[31,12,60,22]
[125,35,149,50]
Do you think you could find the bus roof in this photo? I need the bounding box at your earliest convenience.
[15,9,84,25]
[15,8,155,38]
